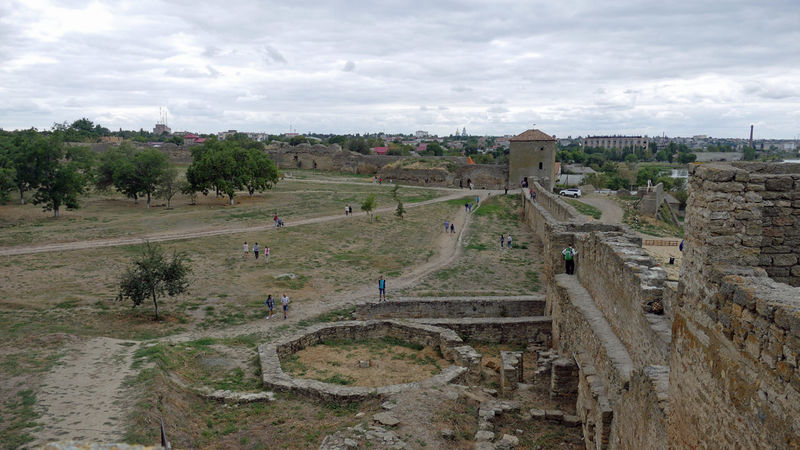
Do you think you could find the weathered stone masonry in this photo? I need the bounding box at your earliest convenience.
[524,162,800,448]
[522,186,670,449]
[670,162,800,448]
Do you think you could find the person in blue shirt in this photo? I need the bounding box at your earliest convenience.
[378,276,386,301]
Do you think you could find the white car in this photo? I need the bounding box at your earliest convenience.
[559,188,582,198]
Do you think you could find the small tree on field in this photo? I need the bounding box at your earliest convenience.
[116,241,191,320]
[390,184,399,201]
[361,193,376,222]
[395,201,405,219]
[156,165,180,209]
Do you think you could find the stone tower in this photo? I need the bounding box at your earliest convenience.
[508,129,557,191]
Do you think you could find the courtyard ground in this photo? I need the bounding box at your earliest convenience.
[1,174,567,448]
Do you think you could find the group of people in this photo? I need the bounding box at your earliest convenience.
[499,234,513,249]
[344,204,354,216]
[243,241,270,262]
[264,293,290,319]
[444,220,455,234]
[273,212,284,228]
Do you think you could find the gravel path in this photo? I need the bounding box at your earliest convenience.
[578,194,625,225]
[30,186,502,445]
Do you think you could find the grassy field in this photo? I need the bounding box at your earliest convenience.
[0,176,546,448]
[402,194,542,297]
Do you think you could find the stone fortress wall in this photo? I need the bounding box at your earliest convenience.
[524,161,800,448]
[670,162,800,448]
[522,185,670,448]
[266,144,509,189]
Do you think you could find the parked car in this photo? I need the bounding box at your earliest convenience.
[559,188,582,198]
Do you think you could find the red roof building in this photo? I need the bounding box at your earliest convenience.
[372,147,388,155]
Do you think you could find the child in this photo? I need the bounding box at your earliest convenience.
[253,242,259,259]
[264,246,270,263]
[243,241,249,259]
[264,294,274,320]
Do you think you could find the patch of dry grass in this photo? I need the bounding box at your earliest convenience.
[283,338,450,387]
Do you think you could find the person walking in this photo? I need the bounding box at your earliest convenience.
[281,294,290,319]
[348,205,353,215]
[378,275,386,301]
[500,234,505,249]
[562,244,578,275]
[253,242,259,259]
[450,223,455,234]
[264,294,275,320]
[273,212,278,224]
[264,246,270,263]
[504,185,508,195]
[465,201,469,212]
[476,195,480,206]
[243,241,249,259]
[444,220,449,233]
[345,205,349,216]
[507,235,512,249]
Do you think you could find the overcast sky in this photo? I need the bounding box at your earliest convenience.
[1,0,799,138]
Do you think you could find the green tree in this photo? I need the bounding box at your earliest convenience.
[156,165,181,209]
[289,135,308,146]
[116,241,191,320]
[361,193,376,222]
[390,184,400,201]
[677,151,697,164]
[424,141,444,156]
[328,135,347,147]
[347,137,370,154]
[395,201,405,219]
[0,136,16,202]
[95,142,135,191]
[31,136,93,217]
[743,147,757,161]
[133,149,169,208]
[8,129,42,204]
[243,149,279,196]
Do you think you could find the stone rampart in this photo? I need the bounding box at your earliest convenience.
[575,232,671,366]
[523,186,672,448]
[411,317,552,345]
[670,162,800,448]
[354,296,545,320]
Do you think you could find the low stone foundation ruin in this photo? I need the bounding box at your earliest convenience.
[258,320,481,401]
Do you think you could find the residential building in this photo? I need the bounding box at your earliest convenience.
[583,135,648,150]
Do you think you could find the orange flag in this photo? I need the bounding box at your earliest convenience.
[467,156,475,164]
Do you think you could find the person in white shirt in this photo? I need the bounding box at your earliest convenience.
[243,241,249,259]
[281,294,290,319]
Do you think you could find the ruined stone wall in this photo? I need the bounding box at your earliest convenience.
[457,164,509,190]
[354,297,545,320]
[575,232,671,367]
[266,145,507,188]
[682,162,800,287]
[523,189,671,449]
[669,162,800,448]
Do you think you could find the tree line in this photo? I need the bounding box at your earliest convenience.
[0,128,279,215]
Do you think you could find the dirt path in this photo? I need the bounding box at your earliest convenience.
[0,187,478,257]
[32,337,138,445]
[31,189,499,445]
[579,194,624,225]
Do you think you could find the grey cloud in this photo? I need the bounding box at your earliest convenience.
[342,60,355,72]
[263,45,287,64]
